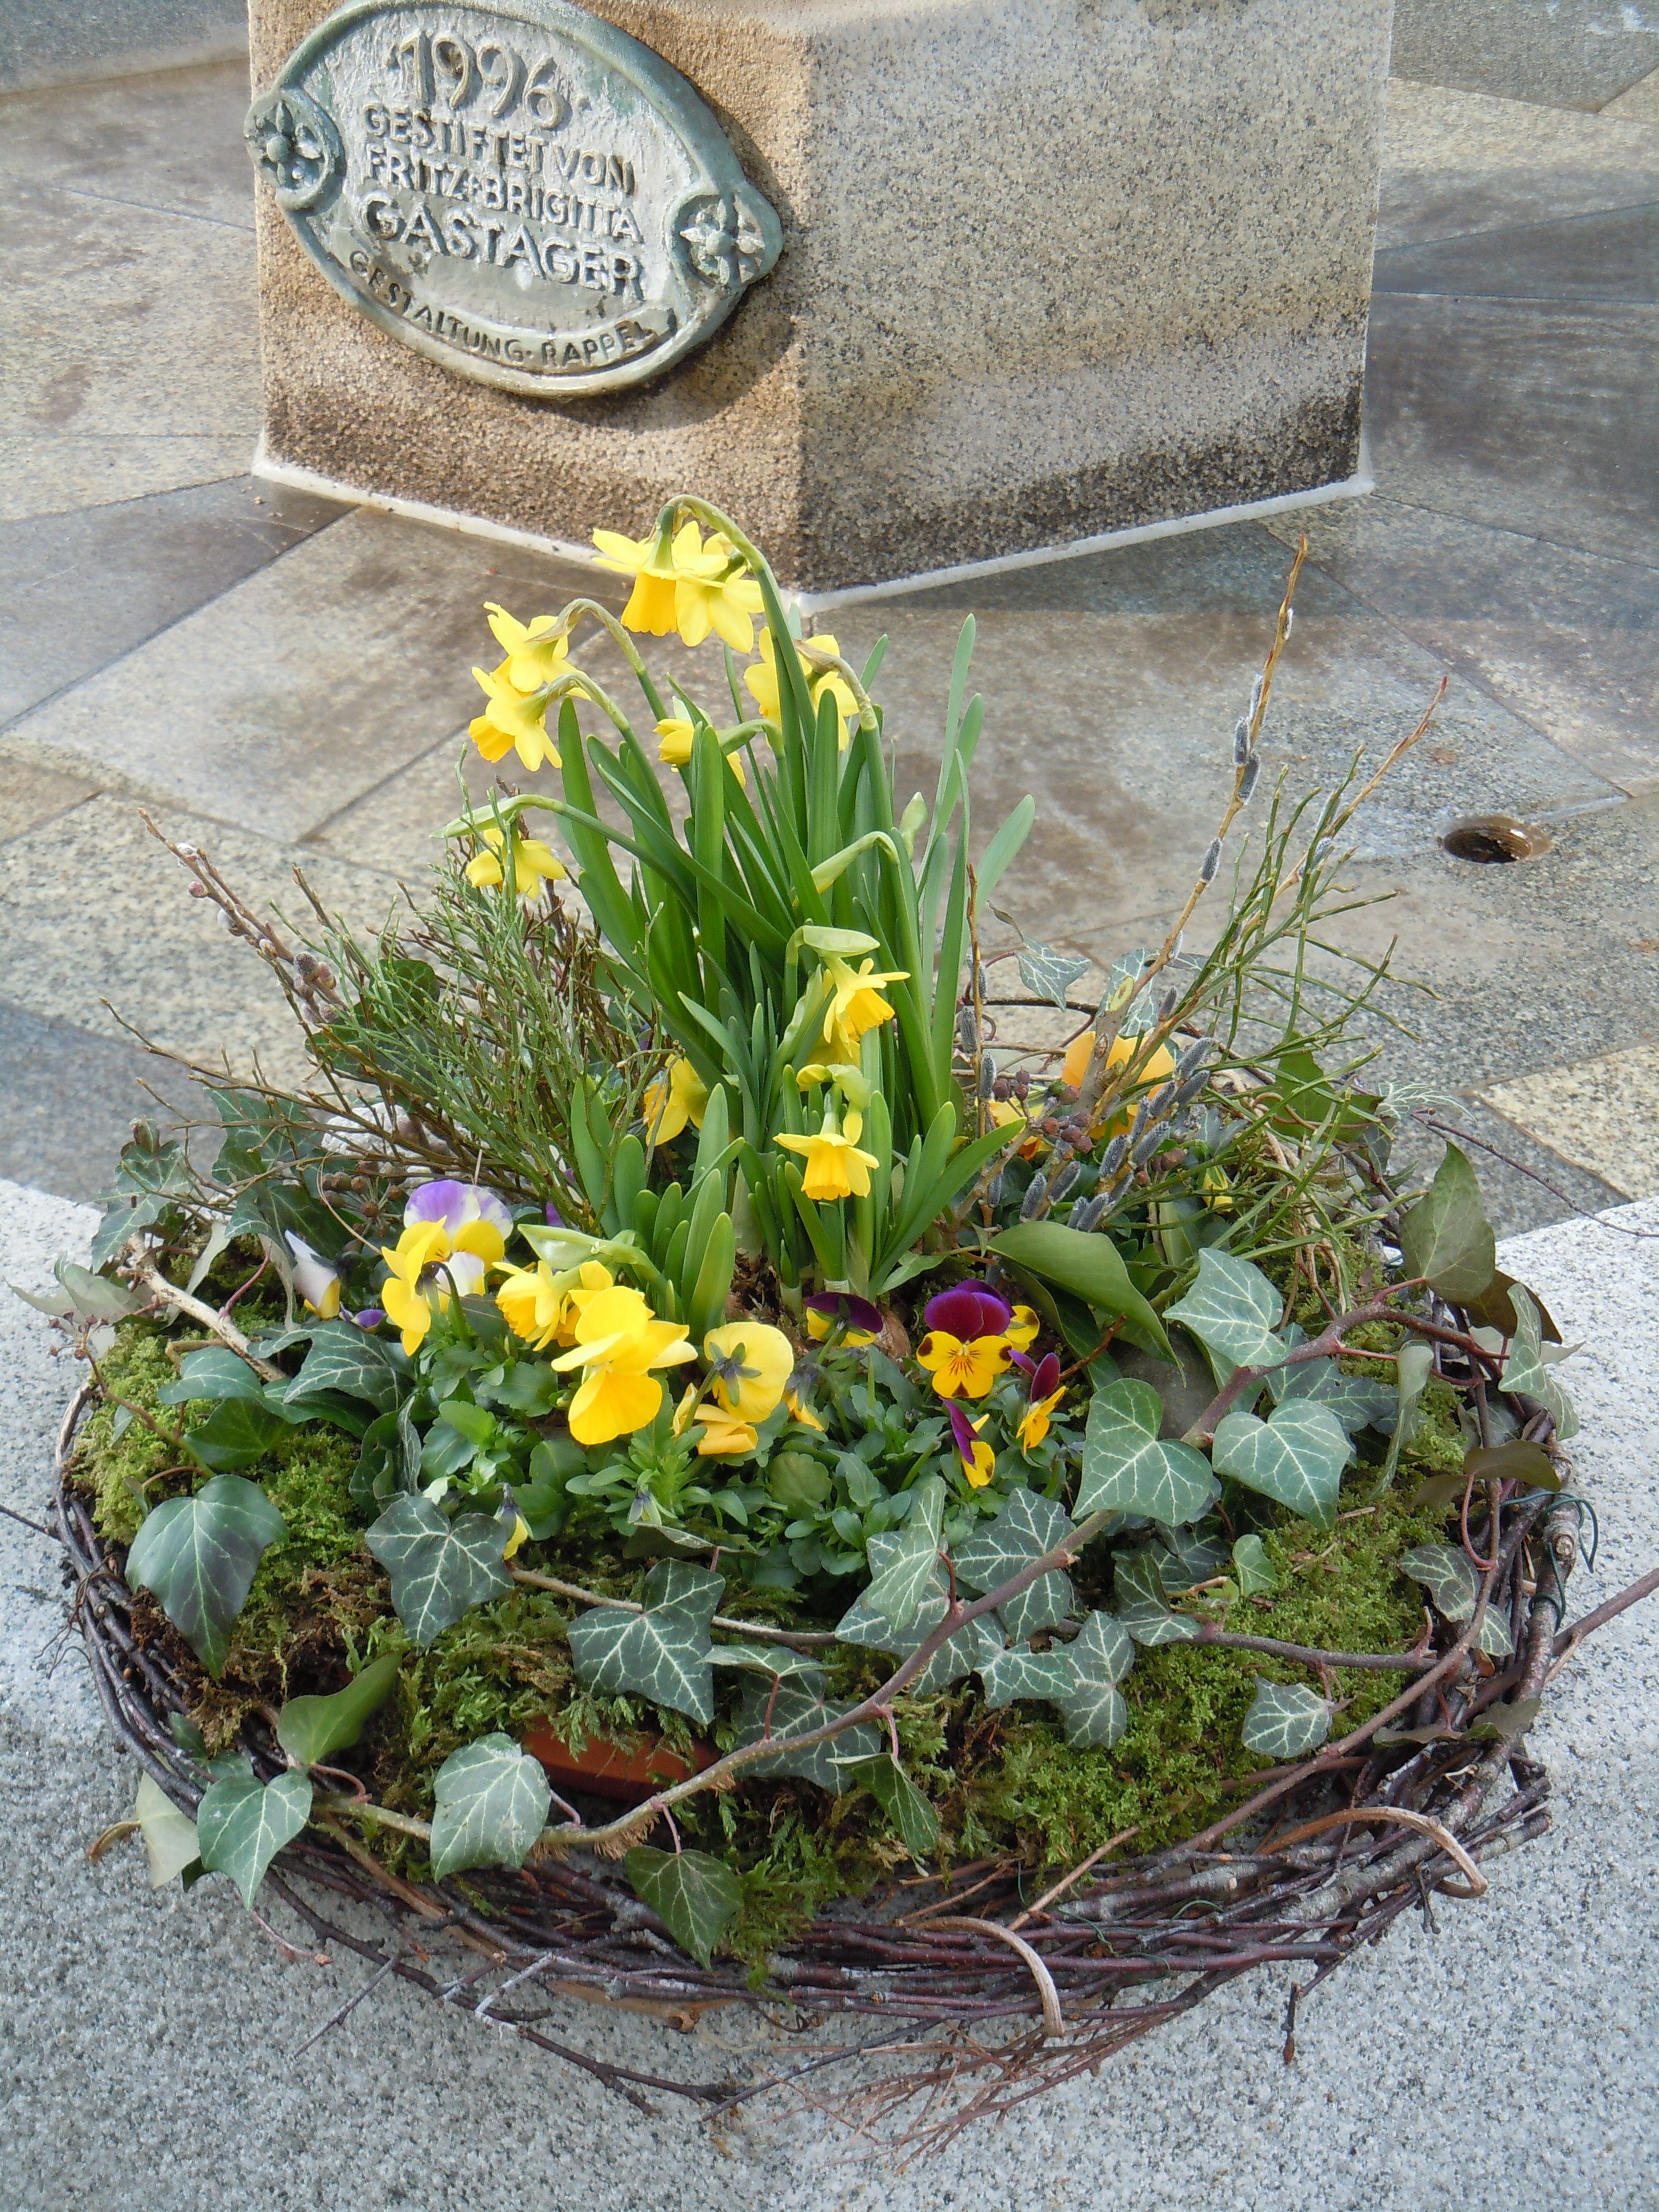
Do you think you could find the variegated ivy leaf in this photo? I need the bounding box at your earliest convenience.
[196,1763,312,1906]
[1076,1380,1216,1526]
[1474,1607,1514,1658]
[708,1644,826,1678]
[951,1491,1076,1644]
[1017,941,1092,1011]
[364,1494,511,1650]
[125,1474,288,1677]
[1113,1546,1201,1645]
[283,1318,408,1413]
[1153,1525,1232,1592]
[625,1847,741,1969]
[856,1477,947,1636]
[733,1677,882,1792]
[566,1597,716,1724]
[1240,1678,1332,1759]
[1211,1400,1353,1529]
[1231,1533,1280,1597]
[1051,1617,1137,1748]
[641,1559,727,1632]
[838,1558,1002,1694]
[1068,1608,1137,1686]
[978,1643,1076,1710]
[133,1772,200,1889]
[429,1734,551,1879]
[845,1754,940,1857]
[1165,1248,1286,1378]
[1102,947,1160,1034]
[1277,1359,1398,1434]
[156,1347,267,1408]
[1500,1287,1579,1442]
[1399,1541,1479,1621]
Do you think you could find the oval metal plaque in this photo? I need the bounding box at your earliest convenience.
[247,0,782,395]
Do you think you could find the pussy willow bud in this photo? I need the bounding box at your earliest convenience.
[1176,1037,1214,1080]
[1232,717,1251,766]
[977,1056,995,1102]
[1284,605,1295,638]
[1157,987,1178,1023]
[1239,756,1262,805]
[956,1006,979,1056]
[1249,672,1264,720]
[1145,1083,1175,1119]
[1071,1192,1109,1232]
[1199,839,1222,885]
[1019,1175,1048,1220]
[1173,1070,1211,1108]
[1048,1159,1082,1204]
[1100,1133,1130,1178]
[1131,1121,1167,1168]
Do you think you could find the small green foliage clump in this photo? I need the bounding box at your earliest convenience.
[81,1324,178,1543]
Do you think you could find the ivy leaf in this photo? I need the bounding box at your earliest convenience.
[1279,1362,1398,1434]
[429,1734,551,1879]
[54,1258,142,1324]
[1475,1607,1515,1658]
[157,1348,268,1407]
[1076,1380,1216,1525]
[1165,1248,1285,1378]
[275,1649,402,1770]
[1211,1400,1353,1529]
[1016,941,1092,1010]
[566,1599,715,1723]
[1050,1617,1136,1747]
[846,1754,940,1857]
[1152,1525,1232,1592]
[708,1644,826,1678]
[989,1221,1173,1359]
[624,1846,741,1968]
[1399,1541,1480,1620]
[836,1567,1001,1693]
[364,1494,511,1649]
[1465,1439,1560,1492]
[951,1490,1076,1642]
[1499,1287,1579,1441]
[733,1677,881,1791]
[979,1643,1076,1709]
[126,1475,288,1676]
[184,1394,290,1472]
[133,1772,200,1888]
[1231,1532,1280,1596]
[859,1477,946,1635]
[1399,1143,1496,1302]
[285,1320,408,1413]
[196,1765,312,1905]
[1113,1546,1200,1645]
[1068,1608,1137,1685]
[1240,1678,1332,1759]
[1470,1696,1542,1742]
[641,1560,726,1632]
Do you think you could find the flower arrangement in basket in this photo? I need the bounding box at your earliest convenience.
[37,501,1655,2144]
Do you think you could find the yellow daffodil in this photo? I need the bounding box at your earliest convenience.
[483,603,569,690]
[501,1513,531,1561]
[693,1405,760,1457]
[469,660,561,773]
[464,825,566,899]
[548,1283,695,1445]
[643,1057,709,1144]
[703,1322,795,1422]
[1061,1028,1176,1118]
[916,1327,1012,1400]
[743,629,859,737]
[656,715,746,785]
[775,1108,881,1202]
[379,1210,507,1355]
[593,521,761,651]
[820,954,906,1052]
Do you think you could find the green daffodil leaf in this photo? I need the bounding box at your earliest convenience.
[1241,1678,1332,1759]
[125,1474,288,1676]
[1113,1546,1201,1646]
[1076,1381,1216,1525]
[978,1643,1076,1710]
[196,1764,312,1905]
[1398,1143,1496,1303]
[364,1494,511,1650]
[1211,1400,1353,1529]
[846,1754,940,1858]
[952,1491,1077,1643]
[275,1649,403,1770]
[1165,1248,1285,1379]
[1499,1287,1579,1441]
[733,1677,882,1792]
[566,1600,716,1724]
[624,1847,742,1969]
[429,1734,551,1879]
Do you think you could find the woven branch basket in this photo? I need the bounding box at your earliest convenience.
[55,1385,1574,2141]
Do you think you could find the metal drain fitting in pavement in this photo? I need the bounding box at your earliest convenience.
[1440,815,1553,864]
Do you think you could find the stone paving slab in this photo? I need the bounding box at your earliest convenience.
[2,1177,1654,2210]
[1484,1044,1659,1200]
[1391,0,1659,112]
[0,58,255,230]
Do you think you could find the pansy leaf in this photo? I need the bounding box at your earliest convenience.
[846,1754,940,1858]
[125,1474,287,1676]
[1165,1248,1285,1378]
[285,1320,408,1414]
[951,1491,1077,1642]
[1399,1541,1480,1621]
[1076,1384,1216,1525]
[196,1764,312,1905]
[1500,1287,1579,1441]
[1113,1547,1200,1645]
[734,1677,882,1791]
[184,1394,290,1472]
[1399,1143,1495,1302]
[1240,1678,1332,1759]
[977,1642,1072,1709]
[624,1846,741,1969]
[566,1601,715,1724]
[1211,1400,1353,1529]
[157,1349,268,1407]
[133,1772,200,1888]
[275,1650,403,1770]
[1231,1532,1280,1596]
[364,1494,511,1649]
[1016,941,1092,1011]
[429,1734,551,1878]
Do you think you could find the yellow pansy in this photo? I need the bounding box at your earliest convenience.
[692,1405,760,1457]
[820,954,907,1052]
[548,1282,695,1445]
[784,1389,825,1431]
[915,1327,1012,1401]
[1005,1304,1040,1351]
[1017,1387,1065,1454]
[501,1513,531,1561]
[469,660,560,774]
[656,716,746,785]
[378,1213,507,1356]
[593,521,761,651]
[743,629,859,737]
[483,603,569,690]
[643,1057,709,1144]
[775,1109,881,1202]
[948,1404,997,1487]
[495,1261,566,1350]
[703,1321,795,1423]
[464,825,566,899]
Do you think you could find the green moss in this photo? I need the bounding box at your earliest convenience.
[78,1325,182,1543]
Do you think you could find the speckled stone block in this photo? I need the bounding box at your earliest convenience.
[250,0,1393,592]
